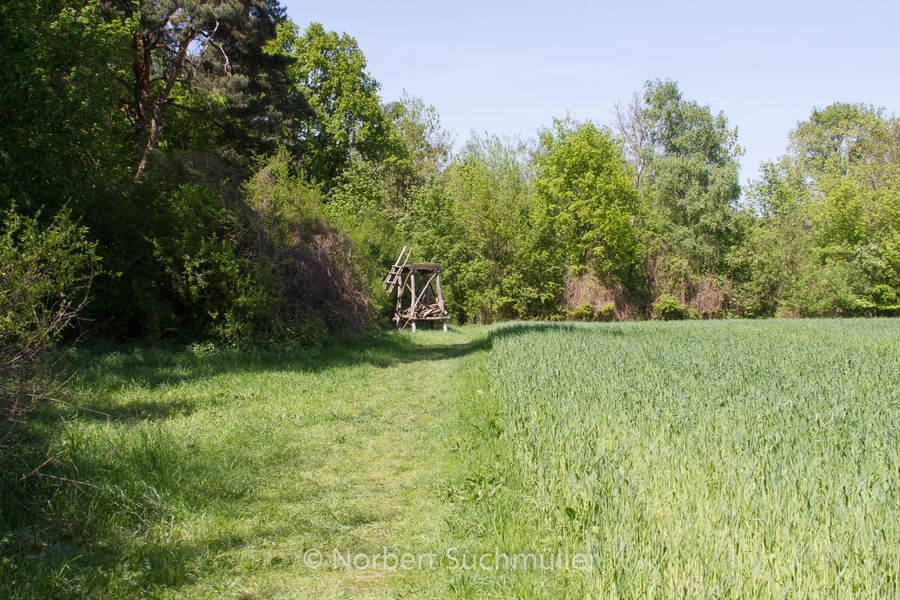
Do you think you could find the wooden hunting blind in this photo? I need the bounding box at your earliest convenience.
[383,247,449,332]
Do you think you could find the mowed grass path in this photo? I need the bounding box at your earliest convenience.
[1,328,490,599]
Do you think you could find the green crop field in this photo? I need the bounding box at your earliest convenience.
[2,319,899,598]
[449,319,900,598]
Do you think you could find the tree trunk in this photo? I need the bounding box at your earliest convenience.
[131,32,152,140]
[133,31,196,181]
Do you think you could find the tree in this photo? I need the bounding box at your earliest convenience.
[275,22,396,187]
[790,103,891,181]
[98,0,299,179]
[397,133,564,323]
[0,0,133,212]
[747,103,900,314]
[383,92,455,199]
[614,91,652,189]
[438,134,538,322]
[533,118,643,289]
[618,81,744,312]
[641,80,743,270]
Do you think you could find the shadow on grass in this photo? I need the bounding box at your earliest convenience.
[1,326,504,597]
[0,486,256,598]
[489,319,627,340]
[1,320,626,597]
[2,409,311,598]
[50,329,489,422]
[60,321,625,422]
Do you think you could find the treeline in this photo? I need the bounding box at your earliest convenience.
[3,0,900,353]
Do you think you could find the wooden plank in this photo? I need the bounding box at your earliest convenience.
[411,272,439,310]
[435,272,445,311]
[406,263,442,271]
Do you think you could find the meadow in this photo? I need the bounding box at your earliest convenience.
[1,319,899,598]
[0,329,490,598]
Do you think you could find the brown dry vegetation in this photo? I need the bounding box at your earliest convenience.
[562,273,634,321]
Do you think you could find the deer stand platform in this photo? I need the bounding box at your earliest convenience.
[383,247,449,332]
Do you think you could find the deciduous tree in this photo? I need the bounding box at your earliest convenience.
[275,22,395,187]
[533,118,642,288]
[749,103,900,314]
[618,81,744,312]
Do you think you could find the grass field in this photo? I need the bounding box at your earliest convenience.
[1,319,899,598]
[451,319,900,598]
[0,329,490,598]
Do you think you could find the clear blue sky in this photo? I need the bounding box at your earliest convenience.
[281,0,899,186]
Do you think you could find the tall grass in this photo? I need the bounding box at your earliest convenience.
[449,319,900,598]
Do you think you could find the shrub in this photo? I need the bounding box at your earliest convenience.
[246,152,374,339]
[568,304,595,321]
[781,260,867,317]
[595,302,616,322]
[0,209,97,441]
[563,302,616,322]
[652,293,698,320]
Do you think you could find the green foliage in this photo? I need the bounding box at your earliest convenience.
[0,0,133,213]
[746,159,805,218]
[651,292,682,319]
[563,302,615,322]
[400,179,463,267]
[533,118,643,288]
[427,134,561,323]
[87,174,283,344]
[244,151,375,339]
[276,21,397,186]
[622,81,745,314]
[726,214,806,317]
[4,0,900,348]
[383,92,455,193]
[0,209,97,345]
[789,260,867,317]
[244,148,325,248]
[325,157,399,317]
[643,80,741,165]
[0,208,97,440]
[651,292,697,320]
[790,103,887,179]
[741,102,900,316]
[151,184,276,343]
[101,0,299,178]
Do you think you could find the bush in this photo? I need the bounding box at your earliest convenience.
[563,302,616,322]
[596,302,616,322]
[652,293,698,320]
[246,152,374,339]
[782,260,867,317]
[150,184,277,344]
[0,209,96,441]
[567,304,595,322]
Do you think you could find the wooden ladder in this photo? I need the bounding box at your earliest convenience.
[383,246,409,294]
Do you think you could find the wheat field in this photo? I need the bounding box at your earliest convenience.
[447,319,900,598]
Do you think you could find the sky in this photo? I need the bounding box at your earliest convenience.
[280,0,900,186]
